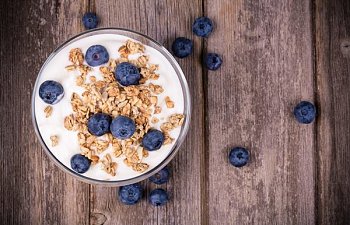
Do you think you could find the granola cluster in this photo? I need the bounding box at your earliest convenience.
[55,40,184,176]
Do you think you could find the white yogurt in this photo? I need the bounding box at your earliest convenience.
[34,34,184,181]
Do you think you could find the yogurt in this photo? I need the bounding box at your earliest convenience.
[34,33,184,181]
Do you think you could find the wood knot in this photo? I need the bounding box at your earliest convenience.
[90,212,107,225]
[340,39,350,57]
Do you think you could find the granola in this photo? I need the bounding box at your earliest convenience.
[61,39,185,177]
[50,135,59,147]
[165,96,174,108]
[44,106,53,118]
[101,154,117,176]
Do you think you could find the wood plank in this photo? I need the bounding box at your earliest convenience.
[0,0,90,224]
[205,0,315,224]
[90,0,204,224]
[315,0,350,224]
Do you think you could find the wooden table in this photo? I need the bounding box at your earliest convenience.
[1,0,350,224]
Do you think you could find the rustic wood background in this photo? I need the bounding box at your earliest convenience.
[1,0,349,224]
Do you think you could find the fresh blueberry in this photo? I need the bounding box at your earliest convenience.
[192,16,214,37]
[293,101,316,124]
[203,53,222,70]
[229,147,249,167]
[142,129,164,151]
[149,166,170,184]
[118,183,143,205]
[110,116,136,139]
[171,37,193,58]
[87,113,112,136]
[115,62,141,86]
[39,80,64,105]
[82,12,99,30]
[85,45,109,67]
[70,154,91,173]
[149,189,169,206]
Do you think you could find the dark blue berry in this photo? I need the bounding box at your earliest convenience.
[85,45,109,67]
[192,17,214,37]
[70,154,91,173]
[115,62,141,86]
[110,116,136,139]
[87,113,112,136]
[203,53,222,70]
[142,129,164,151]
[229,147,249,167]
[39,80,64,105]
[149,189,169,206]
[118,183,143,205]
[171,37,193,58]
[82,12,99,30]
[149,166,170,184]
[293,101,316,124]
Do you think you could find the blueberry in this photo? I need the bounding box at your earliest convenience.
[192,17,214,37]
[149,166,170,184]
[142,129,164,151]
[39,80,64,105]
[110,116,136,139]
[293,101,316,124]
[87,113,112,136]
[85,45,109,67]
[115,62,141,86]
[149,189,169,206]
[171,37,193,58]
[70,154,91,173]
[82,12,99,30]
[118,183,143,205]
[229,147,249,167]
[203,53,222,70]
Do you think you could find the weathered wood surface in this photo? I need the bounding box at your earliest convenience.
[206,0,315,224]
[0,0,349,224]
[315,0,350,224]
[0,0,90,225]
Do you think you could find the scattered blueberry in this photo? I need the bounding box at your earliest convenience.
[82,12,99,30]
[293,101,316,124]
[118,183,143,205]
[87,113,112,136]
[203,53,222,70]
[110,116,136,139]
[115,62,141,86]
[229,147,249,167]
[171,37,193,58]
[70,154,91,173]
[149,166,170,184]
[142,129,164,151]
[85,45,109,67]
[39,80,64,105]
[192,16,214,37]
[149,189,169,206]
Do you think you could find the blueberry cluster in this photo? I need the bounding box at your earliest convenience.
[118,166,171,206]
[168,16,318,168]
[171,16,222,71]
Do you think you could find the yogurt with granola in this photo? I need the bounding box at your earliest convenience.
[33,33,185,181]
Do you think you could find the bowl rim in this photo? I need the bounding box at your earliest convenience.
[31,27,191,186]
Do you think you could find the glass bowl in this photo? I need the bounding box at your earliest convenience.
[31,28,191,186]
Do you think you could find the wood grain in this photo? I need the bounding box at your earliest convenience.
[1,0,350,224]
[315,0,350,224]
[90,0,205,225]
[205,0,315,224]
[0,0,90,224]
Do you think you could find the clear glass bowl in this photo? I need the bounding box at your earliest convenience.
[31,28,191,186]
